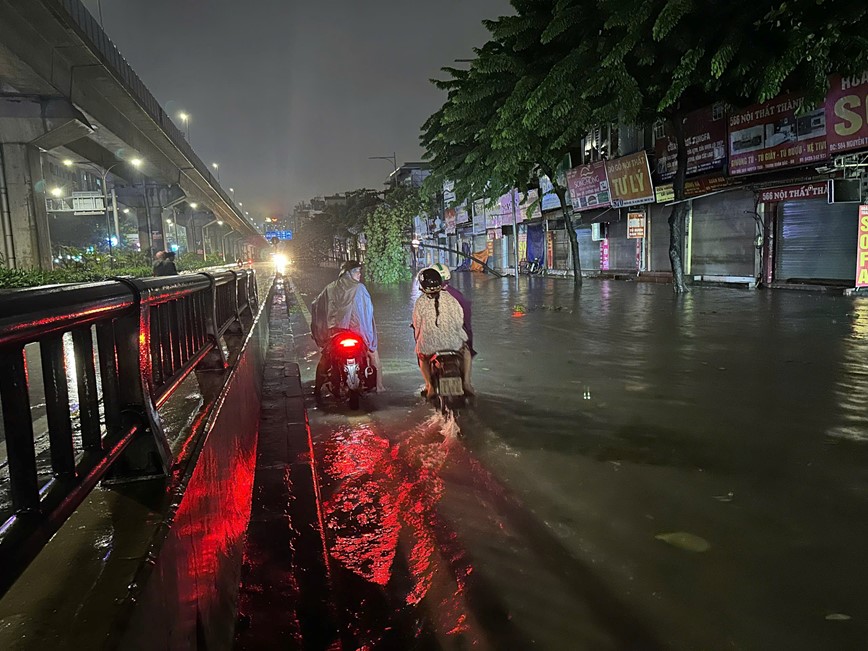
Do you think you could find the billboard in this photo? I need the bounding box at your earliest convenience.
[826,72,868,155]
[566,161,610,211]
[654,106,727,179]
[728,92,828,176]
[606,151,655,208]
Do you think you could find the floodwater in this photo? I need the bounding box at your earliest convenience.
[284,266,868,650]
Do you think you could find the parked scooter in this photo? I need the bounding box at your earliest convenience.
[317,329,377,410]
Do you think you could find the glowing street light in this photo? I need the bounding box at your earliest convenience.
[211,162,220,181]
[189,202,198,209]
[123,208,130,214]
[178,112,191,141]
[50,186,64,198]
[62,159,74,167]
[130,158,143,168]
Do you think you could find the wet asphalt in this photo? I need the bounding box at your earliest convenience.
[263,266,868,650]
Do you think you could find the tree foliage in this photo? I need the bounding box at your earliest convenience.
[363,186,424,285]
[423,0,868,292]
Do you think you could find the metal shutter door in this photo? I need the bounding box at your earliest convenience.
[776,201,857,283]
[608,218,638,271]
[576,226,601,271]
[691,190,756,276]
[650,204,672,272]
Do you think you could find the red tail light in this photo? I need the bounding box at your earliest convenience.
[338,338,360,348]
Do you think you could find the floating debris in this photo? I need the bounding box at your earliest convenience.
[655,532,711,552]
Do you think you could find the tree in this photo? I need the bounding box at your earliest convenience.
[557,0,868,291]
[423,1,619,286]
[364,186,425,285]
[425,0,868,292]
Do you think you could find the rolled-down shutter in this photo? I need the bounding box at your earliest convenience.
[576,226,601,271]
[691,190,756,277]
[650,204,672,272]
[776,201,857,283]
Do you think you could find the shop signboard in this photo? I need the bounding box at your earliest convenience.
[627,211,646,239]
[728,92,828,176]
[826,72,868,154]
[487,228,502,241]
[445,208,457,234]
[455,201,470,224]
[443,180,456,207]
[518,227,527,262]
[654,106,727,180]
[758,182,828,203]
[655,174,730,203]
[566,161,611,211]
[539,175,562,211]
[519,190,541,221]
[606,151,655,208]
[600,238,610,270]
[472,200,487,235]
[857,205,868,287]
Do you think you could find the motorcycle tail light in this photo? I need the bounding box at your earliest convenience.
[338,338,360,348]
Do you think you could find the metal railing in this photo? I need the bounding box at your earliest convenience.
[0,269,258,595]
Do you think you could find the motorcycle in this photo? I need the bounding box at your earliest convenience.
[428,350,467,414]
[318,329,377,410]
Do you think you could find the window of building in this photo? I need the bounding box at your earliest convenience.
[653,120,666,140]
[712,102,724,121]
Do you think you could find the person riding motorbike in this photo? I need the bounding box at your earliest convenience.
[311,260,384,398]
[412,268,469,400]
[429,262,476,395]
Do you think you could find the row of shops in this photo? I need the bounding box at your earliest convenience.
[418,184,862,288]
[419,72,868,289]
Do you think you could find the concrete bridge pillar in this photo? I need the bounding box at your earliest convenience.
[0,95,94,269]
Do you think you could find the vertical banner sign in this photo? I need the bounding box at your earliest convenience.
[444,208,456,234]
[518,227,527,262]
[546,231,555,268]
[826,73,868,154]
[627,211,646,239]
[857,205,868,288]
[600,239,610,270]
[605,151,655,207]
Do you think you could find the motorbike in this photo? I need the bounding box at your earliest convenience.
[318,329,377,410]
[428,350,467,414]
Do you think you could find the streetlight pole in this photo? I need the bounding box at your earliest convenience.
[369,153,398,189]
[179,112,191,143]
[211,162,220,182]
[201,219,223,262]
[65,157,142,263]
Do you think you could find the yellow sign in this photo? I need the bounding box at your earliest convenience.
[655,185,675,203]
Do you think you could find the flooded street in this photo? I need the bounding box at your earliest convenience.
[284,266,868,650]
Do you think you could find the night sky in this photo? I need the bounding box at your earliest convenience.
[81,0,511,220]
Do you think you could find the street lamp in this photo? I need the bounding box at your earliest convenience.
[178,112,191,142]
[221,230,235,262]
[369,153,398,189]
[50,186,64,198]
[201,219,223,262]
[64,157,146,262]
[211,162,220,181]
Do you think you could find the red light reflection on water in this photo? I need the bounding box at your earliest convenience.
[320,420,475,640]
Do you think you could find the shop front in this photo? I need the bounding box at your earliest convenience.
[765,183,859,285]
[690,189,757,280]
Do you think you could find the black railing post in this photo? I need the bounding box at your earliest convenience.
[106,280,171,481]
[0,347,40,513]
[195,273,228,372]
[39,335,76,478]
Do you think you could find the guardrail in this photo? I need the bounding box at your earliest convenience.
[0,269,258,595]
